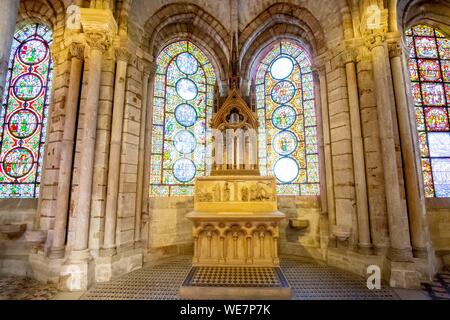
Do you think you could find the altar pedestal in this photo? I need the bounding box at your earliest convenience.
[179,176,292,300]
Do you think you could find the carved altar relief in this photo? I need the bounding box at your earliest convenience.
[194,176,278,212]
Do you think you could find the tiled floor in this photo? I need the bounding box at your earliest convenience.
[421,269,450,300]
[81,256,399,300]
[0,257,444,300]
[0,275,59,300]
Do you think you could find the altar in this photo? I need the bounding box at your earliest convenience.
[179,87,292,300]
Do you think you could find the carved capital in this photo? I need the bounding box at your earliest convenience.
[388,41,403,58]
[69,43,85,60]
[115,48,131,62]
[366,31,386,51]
[85,32,111,52]
[341,49,356,65]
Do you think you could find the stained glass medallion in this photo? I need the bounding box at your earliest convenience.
[271,80,296,104]
[173,158,196,183]
[176,78,198,100]
[272,105,297,130]
[273,131,298,156]
[175,104,197,127]
[0,23,53,198]
[150,41,216,196]
[256,42,319,195]
[274,157,300,184]
[270,56,294,80]
[407,25,450,197]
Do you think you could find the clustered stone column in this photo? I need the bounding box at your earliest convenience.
[135,65,154,246]
[49,43,85,259]
[102,48,131,256]
[389,40,428,258]
[0,0,20,95]
[70,32,110,262]
[342,49,372,254]
[317,65,336,241]
[368,33,414,262]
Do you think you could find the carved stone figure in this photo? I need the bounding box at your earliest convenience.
[213,183,221,202]
[241,185,249,201]
[223,182,231,201]
[250,184,258,201]
[256,183,272,201]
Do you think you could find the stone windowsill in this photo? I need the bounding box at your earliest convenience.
[426,197,450,209]
[0,198,39,213]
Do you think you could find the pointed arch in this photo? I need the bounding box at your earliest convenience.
[255,41,319,196]
[149,41,217,197]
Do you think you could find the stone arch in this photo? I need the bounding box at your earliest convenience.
[139,3,231,92]
[240,3,326,94]
[397,0,450,35]
[18,0,66,30]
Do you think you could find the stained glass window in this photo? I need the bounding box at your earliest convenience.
[256,42,319,196]
[406,25,450,198]
[149,41,216,196]
[0,23,53,198]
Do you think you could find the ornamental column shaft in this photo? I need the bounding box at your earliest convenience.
[369,35,413,261]
[102,48,131,255]
[317,67,336,235]
[389,41,428,258]
[135,66,154,246]
[0,0,20,96]
[142,64,156,220]
[343,50,372,253]
[71,32,109,259]
[49,44,85,259]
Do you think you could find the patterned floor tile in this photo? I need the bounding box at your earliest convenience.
[1,257,447,300]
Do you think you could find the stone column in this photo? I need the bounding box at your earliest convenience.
[49,43,85,259]
[102,48,131,256]
[313,70,328,215]
[368,34,413,262]
[141,63,156,221]
[389,41,428,258]
[342,49,372,254]
[70,32,110,261]
[0,0,19,95]
[317,66,336,238]
[135,65,153,247]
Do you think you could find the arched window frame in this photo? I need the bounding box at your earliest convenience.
[0,22,53,198]
[255,41,320,196]
[405,24,450,198]
[149,41,217,197]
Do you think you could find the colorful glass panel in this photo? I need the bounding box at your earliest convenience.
[256,42,319,195]
[0,23,53,198]
[406,25,450,197]
[149,41,216,196]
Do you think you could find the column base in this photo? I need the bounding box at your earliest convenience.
[384,259,421,289]
[100,246,117,257]
[68,249,91,263]
[388,247,414,262]
[373,244,388,256]
[61,256,95,292]
[412,246,429,259]
[48,246,66,259]
[358,243,373,255]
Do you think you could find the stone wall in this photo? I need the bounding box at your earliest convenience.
[426,199,450,267]
[144,197,194,263]
[0,200,37,276]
